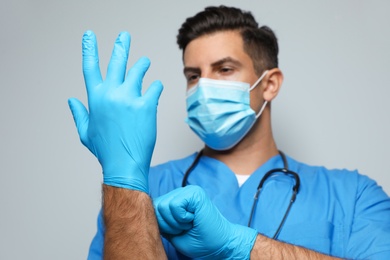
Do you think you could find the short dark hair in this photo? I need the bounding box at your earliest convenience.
[177,6,279,75]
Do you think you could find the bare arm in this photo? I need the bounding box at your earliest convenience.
[103,185,167,260]
[250,235,340,259]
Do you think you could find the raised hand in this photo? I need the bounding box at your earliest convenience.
[68,31,163,192]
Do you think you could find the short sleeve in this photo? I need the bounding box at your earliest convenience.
[347,174,390,259]
[87,210,104,260]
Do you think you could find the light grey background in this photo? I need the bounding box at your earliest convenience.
[1,0,389,259]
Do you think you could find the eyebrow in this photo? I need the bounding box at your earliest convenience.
[183,67,200,76]
[210,57,243,68]
[183,56,243,76]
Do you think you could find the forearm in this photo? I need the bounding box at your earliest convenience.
[250,234,341,260]
[103,185,167,260]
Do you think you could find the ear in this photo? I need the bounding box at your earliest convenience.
[262,68,283,102]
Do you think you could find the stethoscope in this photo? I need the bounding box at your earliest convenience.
[182,150,300,239]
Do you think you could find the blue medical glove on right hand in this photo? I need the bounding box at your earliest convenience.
[154,185,258,259]
[68,31,163,192]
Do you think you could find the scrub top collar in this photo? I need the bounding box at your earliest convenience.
[192,152,286,191]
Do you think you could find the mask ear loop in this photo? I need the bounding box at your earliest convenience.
[255,100,268,119]
[249,70,269,91]
[248,70,269,119]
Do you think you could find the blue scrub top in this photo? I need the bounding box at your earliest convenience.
[88,153,390,259]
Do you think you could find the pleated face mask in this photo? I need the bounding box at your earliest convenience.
[185,71,268,150]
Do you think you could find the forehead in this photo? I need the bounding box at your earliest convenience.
[183,30,251,67]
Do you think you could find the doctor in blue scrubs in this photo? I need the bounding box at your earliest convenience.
[79,5,390,259]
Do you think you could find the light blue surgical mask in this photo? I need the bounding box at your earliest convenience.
[185,71,268,150]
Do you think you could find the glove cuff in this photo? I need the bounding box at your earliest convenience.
[226,225,258,260]
[103,176,148,193]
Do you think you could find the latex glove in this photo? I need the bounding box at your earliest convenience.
[68,31,163,192]
[154,185,258,259]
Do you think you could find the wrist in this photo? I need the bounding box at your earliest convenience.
[229,224,258,259]
[102,163,149,193]
[103,176,149,193]
[209,224,257,260]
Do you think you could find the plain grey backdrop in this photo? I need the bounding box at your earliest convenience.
[1,0,389,259]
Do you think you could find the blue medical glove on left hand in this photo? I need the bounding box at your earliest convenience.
[154,185,258,259]
[68,31,163,192]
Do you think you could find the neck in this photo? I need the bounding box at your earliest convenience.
[203,108,278,175]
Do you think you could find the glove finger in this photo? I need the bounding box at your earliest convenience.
[154,189,194,234]
[106,32,130,86]
[124,56,150,97]
[82,30,103,92]
[68,98,89,145]
[158,201,192,234]
[156,210,184,235]
[181,185,207,213]
[154,197,185,235]
[144,80,164,106]
[170,195,195,224]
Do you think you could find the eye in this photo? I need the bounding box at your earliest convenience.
[219,67,234,75]
[186,74,200,84]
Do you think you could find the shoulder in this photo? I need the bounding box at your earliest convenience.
[287,155,389,211]
[287,156,364,186]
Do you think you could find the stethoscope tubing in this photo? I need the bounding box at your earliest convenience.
[181,150,300,239]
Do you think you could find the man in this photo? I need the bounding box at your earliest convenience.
[70,5,390,259]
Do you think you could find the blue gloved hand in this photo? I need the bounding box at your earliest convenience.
[68,31,163,192]
[154,185,258,259]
